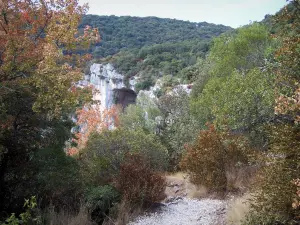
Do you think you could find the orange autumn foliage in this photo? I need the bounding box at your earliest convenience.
[116,153,166,204]
[180,123,249,192]
[67,104,121,155]
[275,86,300,123]
[0,0,100,117]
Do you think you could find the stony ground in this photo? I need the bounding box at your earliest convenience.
[129,173,228,225]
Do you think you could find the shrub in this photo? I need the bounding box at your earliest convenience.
[244,124,300,224]
[115,154,166,205]
[80,128,168,185]
[1,196,41,225]
[180,124,250,192]
[43,204,95,225]
[135,80,153,93]
[33,146,82,212]
[85,185,120,224]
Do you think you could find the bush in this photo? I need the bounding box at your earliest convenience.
[1,196,41,225]
[80,128,168,185]
[135,80,153,93]
[33,146,82,212]
[85,185,120,224]
[180,124,250,192]
[115,154,166,205]
[43,205,94,225]
[244,124,300,224]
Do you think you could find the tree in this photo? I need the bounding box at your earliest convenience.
[0,0,99,215]
[208,23,271,77]
[244,2,300,223]
[68,104,121,155]
[156,87,199,168]
[191,69,275,133]
[0,0,99,116]
[190,24,276,147]
[119,92,161,133]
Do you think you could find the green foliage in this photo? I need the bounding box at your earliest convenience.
[190,24,276,148]
[80,128,168,185]
[33,146,82,211]
[85,185,120,223]
[0,0,95,217]
[80,15,232,58]
[209,23,272,77]
[191,69,275,133]
[107,40,211,91]
[190,59,212,98]
[0,107,75,214]
[244,125,300,224]
[82,16,231,91]
[156,87,199,168]
[243,2,300,224]
[120,105,147,131]
[180,124,250,192]
[119,94,161,133]
[1,196,41,225]
[135,80,154,92]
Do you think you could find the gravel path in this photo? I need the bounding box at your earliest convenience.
[128,198,227,225]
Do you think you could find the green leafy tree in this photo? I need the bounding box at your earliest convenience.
[156,87,199,168]
[245,1,300,224]
[191,69,275,133]
[208,23,271,77]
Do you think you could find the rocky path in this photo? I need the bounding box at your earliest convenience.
[129,173,227,225]
[129,197,226,225]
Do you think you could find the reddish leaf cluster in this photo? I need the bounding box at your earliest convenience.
[115,153,166,204]
[67,104,121,155]
[0,0,100,116]
[180,124,249,192]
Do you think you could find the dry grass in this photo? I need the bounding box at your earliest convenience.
[102,200,143,225]
[45,205,95,225]
[226,193,251,225]
[165,172,208,199]
[168,172,188,180]
[186,184,208,199]
[226,165,257,193]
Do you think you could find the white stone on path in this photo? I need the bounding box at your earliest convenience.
[128,198,226,225]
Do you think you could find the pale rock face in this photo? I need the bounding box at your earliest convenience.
[78,63,136,111]
[137,79,163,100]
[137,79,192,102]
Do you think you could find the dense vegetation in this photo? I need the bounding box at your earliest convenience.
[80,15,232,92]
[102,39,211,92]
[79,15,232,57]
[1,0,300,225]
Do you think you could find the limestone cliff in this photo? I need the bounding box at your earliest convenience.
[77,63,137,110]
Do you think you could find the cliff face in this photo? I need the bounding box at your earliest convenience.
[78,63,137,110]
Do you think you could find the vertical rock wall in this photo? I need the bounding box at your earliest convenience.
[78,63,137,110]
